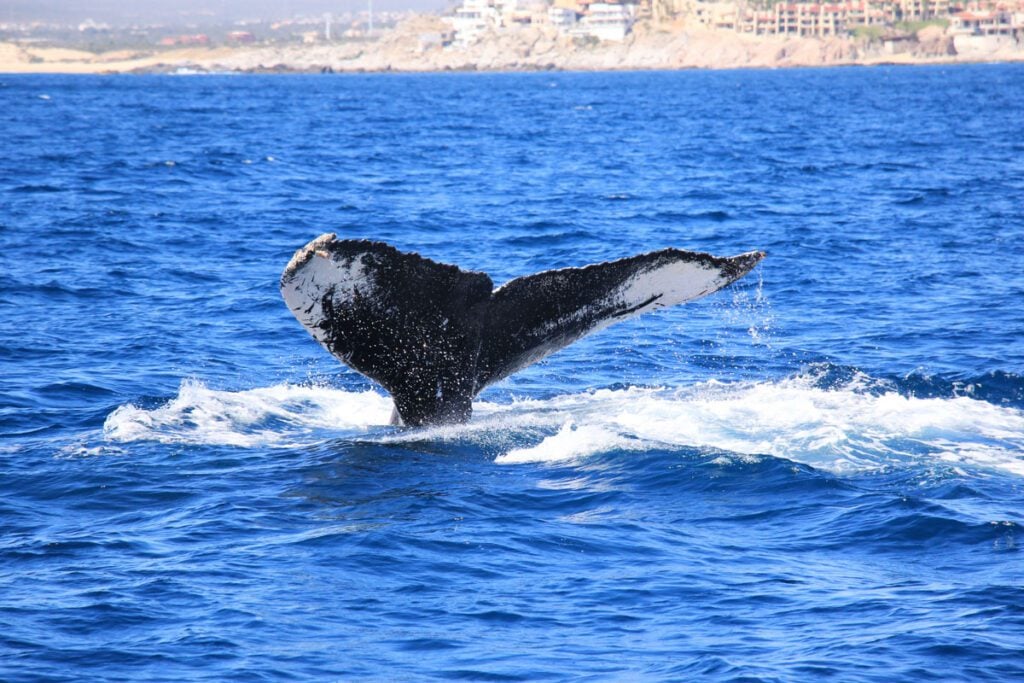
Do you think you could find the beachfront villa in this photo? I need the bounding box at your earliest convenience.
[948,5,1024,52]
[578,3,638,40]
[950,6,1024,36]
[548,5,581,29]
[450,0,502,44]
[448,0,638,43]
[705,0,1024,39]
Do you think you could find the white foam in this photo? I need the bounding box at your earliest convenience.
[498,421,632,464]
[103,379,393,447]
[57,443,126,459]
[488,379,1024,476]
[101,376,1024,476]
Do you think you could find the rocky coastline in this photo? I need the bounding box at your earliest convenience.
[2,15,1022,74]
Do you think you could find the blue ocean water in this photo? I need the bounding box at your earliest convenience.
[2,65,1023,681]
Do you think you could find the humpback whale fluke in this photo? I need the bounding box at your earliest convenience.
[280,234,765,427]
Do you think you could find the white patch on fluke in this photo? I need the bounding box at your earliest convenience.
[280,246,369,345]
[527,257,731,340]
[617,259,724,312]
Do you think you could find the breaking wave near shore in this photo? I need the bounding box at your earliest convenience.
[104,365,1024,477]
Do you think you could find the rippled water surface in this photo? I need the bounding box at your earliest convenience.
[2,66,1024,681]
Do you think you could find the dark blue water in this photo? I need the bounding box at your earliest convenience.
[2,66,1023,681]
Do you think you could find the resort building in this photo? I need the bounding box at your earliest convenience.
[950,6,1023,35]
[678,0,1024,38]
[692,2,740,30]
[449,0,638,42]
[578,2,638,40]
[447,0,1024,44]
[449,0,504,43]
[896,0,952,20]
[770,3,850,36]
[548,5,581,28]
[733,0,955,37]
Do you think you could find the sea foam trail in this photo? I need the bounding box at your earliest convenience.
[103,380,393,447]
[488,382,1024,476]
[103,377,1024,476]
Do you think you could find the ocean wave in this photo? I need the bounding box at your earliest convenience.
[103,372,1024,476]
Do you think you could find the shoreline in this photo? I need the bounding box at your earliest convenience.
[3,58,1016,75]
[3,21,1022,75]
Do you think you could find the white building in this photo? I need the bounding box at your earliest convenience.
[579,2,636,42]
[451,0,636,44]
[548,6,579,29]
[450,0,501,44]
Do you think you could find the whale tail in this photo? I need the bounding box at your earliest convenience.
[280,234,764,426]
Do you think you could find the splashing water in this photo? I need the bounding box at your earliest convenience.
[104,380,393,447]
[104,373,1024,476]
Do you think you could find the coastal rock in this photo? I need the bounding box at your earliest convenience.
[2,16,1023,75]
[916,25,957,56]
